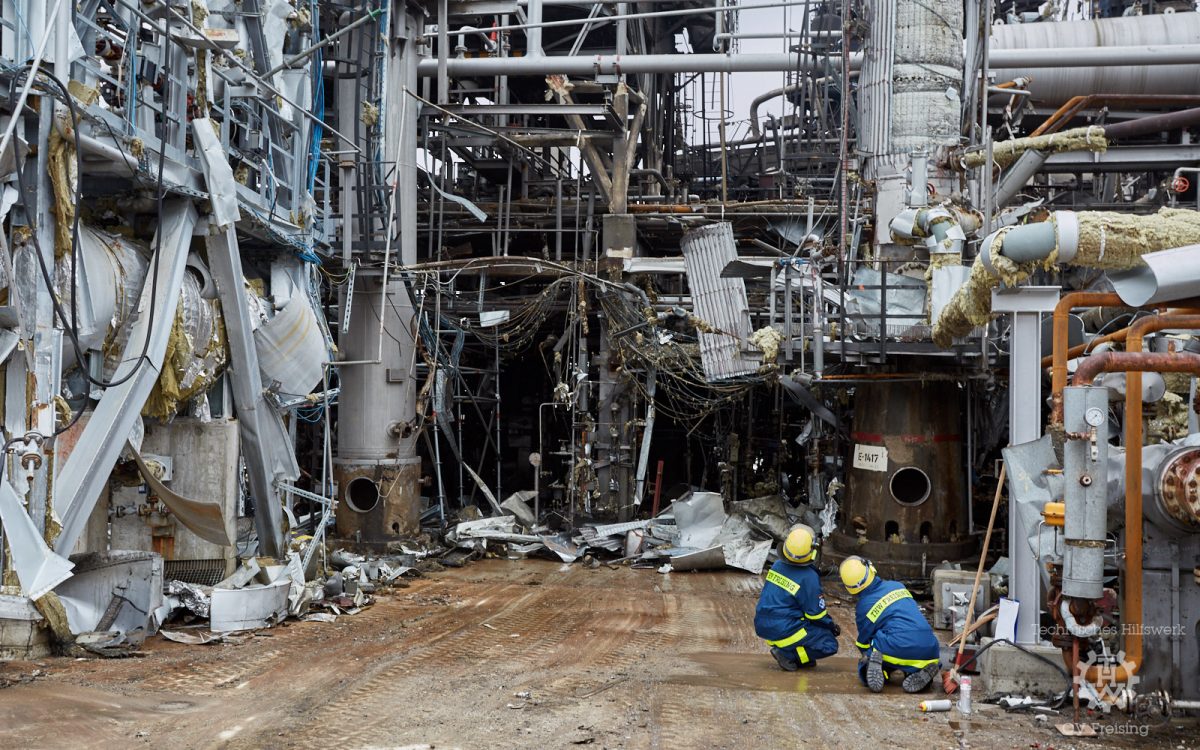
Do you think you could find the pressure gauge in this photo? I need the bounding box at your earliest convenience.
[1084,407,1106,428]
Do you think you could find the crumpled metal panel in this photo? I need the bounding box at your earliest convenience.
[0,481,74,600]
[680,223,758,382]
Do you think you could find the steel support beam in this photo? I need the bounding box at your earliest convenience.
[992,286,1061,646]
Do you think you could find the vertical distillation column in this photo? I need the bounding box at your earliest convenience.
[857,0,963,257]
[335,6,422,543]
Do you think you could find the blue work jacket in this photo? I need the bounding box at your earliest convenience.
[753,559,839,654]
[852,577,940,667]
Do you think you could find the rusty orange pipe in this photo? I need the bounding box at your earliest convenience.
[1070,319,1200,684]
[1049,296,1200,425]
[1030,94,1200,138]
[1032,95,1089,138]
[1050,293,1125,426]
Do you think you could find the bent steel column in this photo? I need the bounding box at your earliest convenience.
[205,225,287,559]
[55,201,198,555]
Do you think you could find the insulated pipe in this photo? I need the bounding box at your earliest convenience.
[416,52,857,76]
[889,205,969,255]
[991,14,1200,104]
[1071,327,1200,686]
[1031,95,1200,138]
[978,212,1080,277]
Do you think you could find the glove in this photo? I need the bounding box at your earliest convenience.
[831,621,842,638]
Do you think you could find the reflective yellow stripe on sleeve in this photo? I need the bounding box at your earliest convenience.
[765,626,809,649]
[880,654,940,669]
[804,609,829,620]
[855,641,871,650]
[765,569,800,596]
[866,588,913,623]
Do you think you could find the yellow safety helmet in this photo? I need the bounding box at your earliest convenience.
[839,555,876,594]
[780,525,817,564]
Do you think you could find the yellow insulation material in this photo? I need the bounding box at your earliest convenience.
[32,591,74,647]
[1064,207,1200,269]
[47,123,76,260]
[932,228,1043,346]
[749,326,785,364]
[933,208,1200,347]
[142,299,228,421]
[959,125,1107,170]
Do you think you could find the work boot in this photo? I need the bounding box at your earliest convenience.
[865,649,886,692]
[901,663,940,694]
[771,647,800,672]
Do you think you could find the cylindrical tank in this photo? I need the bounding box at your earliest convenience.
[829,381,977,576]
[991,14,1200,106]
[334,277,421,544]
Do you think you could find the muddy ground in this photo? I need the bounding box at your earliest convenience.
[0,559,1196,750]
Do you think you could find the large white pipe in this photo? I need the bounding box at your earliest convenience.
[990,14,1200,104]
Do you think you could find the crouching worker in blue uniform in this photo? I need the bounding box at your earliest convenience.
[754,526,841,671]
[839,556,940,693]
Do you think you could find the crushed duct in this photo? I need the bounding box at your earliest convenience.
[56,226,150,372]
[254,294,328,396]
[933,208,1200,346]
[143,269,227,421]
[956,126,1107,171]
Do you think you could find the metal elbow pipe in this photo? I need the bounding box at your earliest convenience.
[749,84,800,139]
[1060,599,1102,638]
[889,206,965,255]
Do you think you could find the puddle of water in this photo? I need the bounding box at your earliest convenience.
[947,720,988,731]
[664,653,869,694]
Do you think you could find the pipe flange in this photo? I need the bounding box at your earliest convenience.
[1157,447,1200,529]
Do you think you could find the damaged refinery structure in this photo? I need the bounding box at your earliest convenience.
[3,0,1200,745]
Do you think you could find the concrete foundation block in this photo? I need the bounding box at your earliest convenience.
[0,594,51,660]
[975,637,1068,698]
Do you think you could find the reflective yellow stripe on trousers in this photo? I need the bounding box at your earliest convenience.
[765,626,808,649]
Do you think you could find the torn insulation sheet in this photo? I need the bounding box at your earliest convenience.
[254,295,328,396]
